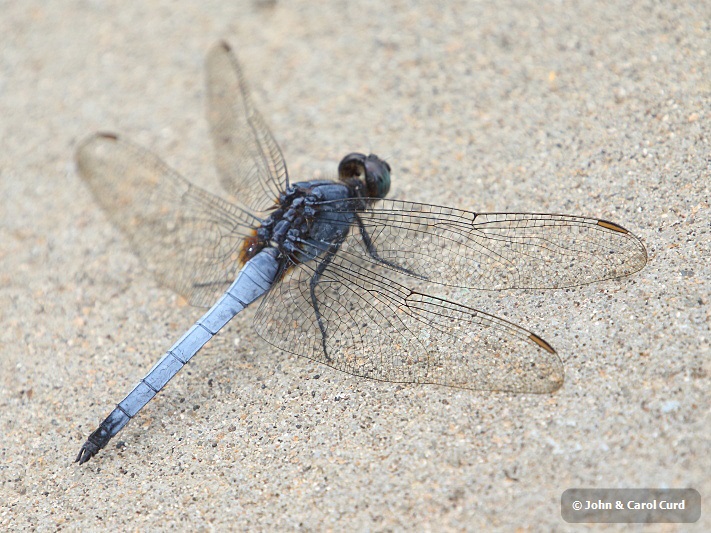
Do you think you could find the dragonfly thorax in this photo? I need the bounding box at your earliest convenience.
[243,179,358,265]
[242,153,392,266]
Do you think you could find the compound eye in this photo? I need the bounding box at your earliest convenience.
[338,153,367,181]
[365,155,391,199]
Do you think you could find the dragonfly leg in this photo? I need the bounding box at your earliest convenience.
[356,215,420,278]
[309,243,341,361]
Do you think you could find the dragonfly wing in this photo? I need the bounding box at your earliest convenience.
[325,200,647,290]
[205,41,289,213]
[252,242,563,393]
[76,133,261,307]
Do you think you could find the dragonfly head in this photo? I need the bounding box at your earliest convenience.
[338,153,391,199]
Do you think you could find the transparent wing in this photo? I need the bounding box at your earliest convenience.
[75,133,261,307]
[206,41,289,212]
[253,242,563,393]
[319,200,647,290]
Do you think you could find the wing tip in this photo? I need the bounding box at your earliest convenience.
[529,333,556,354]
[96,131,119,140]
[597,219,629,234]
[597,219,649,272]
[75,132,120,168]
[527,333,564,392]
[76,132,120,161]
[546,372,565,393]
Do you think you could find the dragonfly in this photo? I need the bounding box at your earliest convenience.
[75,41,647,464]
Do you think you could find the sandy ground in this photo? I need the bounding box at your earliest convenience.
[1,1,708,531]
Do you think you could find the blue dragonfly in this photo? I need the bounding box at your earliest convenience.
[75,41,647,463]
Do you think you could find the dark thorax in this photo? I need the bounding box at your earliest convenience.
[241,153,392,266]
